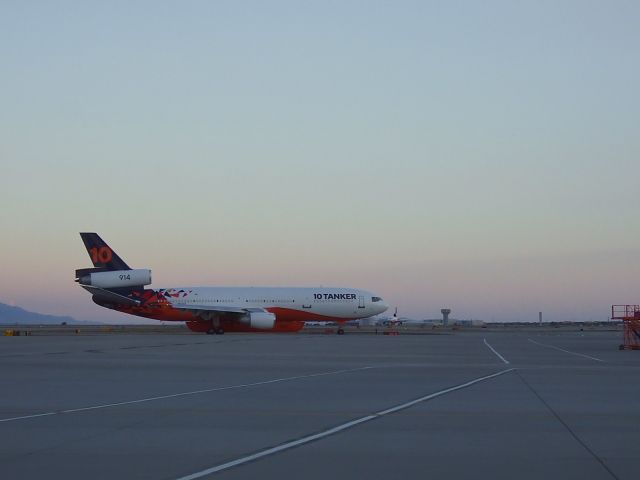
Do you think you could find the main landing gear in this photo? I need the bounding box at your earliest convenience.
[206,328,224,335]
[336,328,345,335]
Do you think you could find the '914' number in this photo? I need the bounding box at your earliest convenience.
[119,274,131,280]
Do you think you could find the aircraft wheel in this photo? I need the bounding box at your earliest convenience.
[215,328,225,335]
[337,328,345,335]
[206,329,215,335]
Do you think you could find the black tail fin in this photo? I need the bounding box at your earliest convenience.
[79,233,131,271]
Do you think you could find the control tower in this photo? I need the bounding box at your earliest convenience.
[441,309,451,326]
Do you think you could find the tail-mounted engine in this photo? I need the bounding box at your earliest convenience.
[76,269,152,289]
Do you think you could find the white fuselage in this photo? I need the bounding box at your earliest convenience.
[161,286,388,320]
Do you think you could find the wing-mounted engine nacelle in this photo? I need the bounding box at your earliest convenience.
[239,310,276,330]
[78,269,152,289]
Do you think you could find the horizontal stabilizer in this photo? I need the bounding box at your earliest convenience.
[81,285,141,307]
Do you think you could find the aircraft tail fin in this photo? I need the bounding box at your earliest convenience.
[79,233,131,271]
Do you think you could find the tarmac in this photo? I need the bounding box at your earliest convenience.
[0,328,638,479]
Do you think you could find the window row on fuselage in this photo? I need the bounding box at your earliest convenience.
[312,298,358,303]
[181,296,368,305]
[182,298,296,304]
[245,299,295,304]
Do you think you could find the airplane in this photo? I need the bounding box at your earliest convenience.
[376,307,402,326]
[386,307,401,326]
[375,307,428,327]
[75,233,389,334]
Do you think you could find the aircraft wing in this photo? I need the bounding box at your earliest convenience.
[169,303,247,314]
[81,285,142,307]
[169,304,275,326]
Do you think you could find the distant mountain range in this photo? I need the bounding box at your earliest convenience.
[0,302,98,325]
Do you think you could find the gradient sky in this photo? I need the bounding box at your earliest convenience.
[1,1,639,323]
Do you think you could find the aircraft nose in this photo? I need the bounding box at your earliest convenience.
[378,302,389,314]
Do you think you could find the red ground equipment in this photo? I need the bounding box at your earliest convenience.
[611,305,640,350]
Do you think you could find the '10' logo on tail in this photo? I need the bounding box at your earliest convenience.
[90,247,113,264]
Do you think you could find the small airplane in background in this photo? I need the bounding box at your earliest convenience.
[381,307,403,326]
[75,233,388,334]
[374,307,433,327]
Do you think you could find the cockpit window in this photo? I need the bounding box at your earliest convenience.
[372,297,383,302]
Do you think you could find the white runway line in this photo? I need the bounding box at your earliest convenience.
[0,366,373,424]
[483,338,510,364]
[527,338,604,362]
[174,367,515,480]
